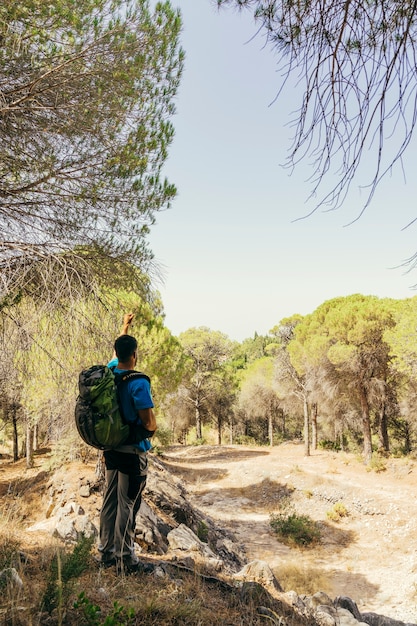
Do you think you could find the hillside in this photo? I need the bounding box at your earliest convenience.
[160,443,417,623]
[1,442,417,624]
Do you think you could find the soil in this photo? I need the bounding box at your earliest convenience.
[160,442,417,624]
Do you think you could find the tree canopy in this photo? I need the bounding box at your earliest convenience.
[217,0,417,220]
[0,0,184,303]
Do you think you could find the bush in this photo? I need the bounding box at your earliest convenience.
[233,435,257,446]
[326,502,348,522]
[196,521,209,543]
[152,425,173,448]
[270,512,320,547]
[366,452,387,473]
[74,593,136,626]
[318,439,341,451]
[42,535,94,614]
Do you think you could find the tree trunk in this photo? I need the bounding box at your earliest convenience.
[377,405,389,452]
[311,403,318,450]
[404,422,411,454]
[359,387,373,463]
[195,405,202,440]
[12,404,18,462]
[229,414,234,444]
[268,413,273,446]
[303,398,310,456]
[33,422,38,451]
[26,420,34,469]
[217,417,222,445]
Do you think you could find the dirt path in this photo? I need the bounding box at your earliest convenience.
[161,443,417,623]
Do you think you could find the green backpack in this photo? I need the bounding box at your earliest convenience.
[75,365,150,450]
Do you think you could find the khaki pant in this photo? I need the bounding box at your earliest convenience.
[99,449,147,559]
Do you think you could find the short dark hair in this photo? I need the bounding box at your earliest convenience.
[114,335,138,362]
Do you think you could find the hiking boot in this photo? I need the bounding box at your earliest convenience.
[94,552,116,568]
[116,555,155,575]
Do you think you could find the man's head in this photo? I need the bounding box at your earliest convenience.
[114,335,138,365]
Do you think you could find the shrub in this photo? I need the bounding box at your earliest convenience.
[366,453,387,473]
[74,593,136,626]
[270,512,320,547]
[196,521,209,543]
[152,425,173,448]
[326,502,348,522]
[318,439,341,451]
[42,534,94,614]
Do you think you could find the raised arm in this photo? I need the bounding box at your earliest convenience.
[111,313,135,360]
[120,312,134,336]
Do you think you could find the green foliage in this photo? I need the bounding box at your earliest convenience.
[238,357,282,445]
[192,437,207,446]
[234,434,258,446]
[0,0,184,301]
[366,452,388,473]
[114,292,187,399]
[42,535,94,614]
[152,424,173,447]
[73,592,101,626]
[318,439,341,451]
[231,333,277,369]
[178,327,236,439]
[196,521,209,543]
[4,286,185,455]
[270,511,320,547]
[74,593,136,626]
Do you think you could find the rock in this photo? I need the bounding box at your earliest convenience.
[167,524,220,559]
[52,510,97,541]
[361,613,417,626]
[22,453,417,626]
[314,604,339,626]
[0,568,23,588]
[234,559,282,592]
[145,457,244,569]
[136,501,168,554]
[53,517,78,541]
[309,592,334,609]
[335,596,417,626]
[335,597,363,621]
[79,484,91,498]
[27,519,56,534]
[335,607,369,625]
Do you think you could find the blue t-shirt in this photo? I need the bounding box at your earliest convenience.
[108,359,154,452]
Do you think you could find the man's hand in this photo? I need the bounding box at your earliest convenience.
[123,312,135,327]
[121,312,135,335]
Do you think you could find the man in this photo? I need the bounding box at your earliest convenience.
[98,313,157,572]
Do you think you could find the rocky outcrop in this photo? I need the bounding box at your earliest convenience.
[25,454,417,626]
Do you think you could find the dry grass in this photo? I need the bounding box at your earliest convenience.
[0,540,305,625]
[272,561,332,596]
[326,502,349,522]
[0,516,310,626]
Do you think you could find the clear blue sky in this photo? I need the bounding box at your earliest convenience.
[148,1,417,342]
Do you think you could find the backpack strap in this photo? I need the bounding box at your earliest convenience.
[110,368,154,443]
[113,369,151,388]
